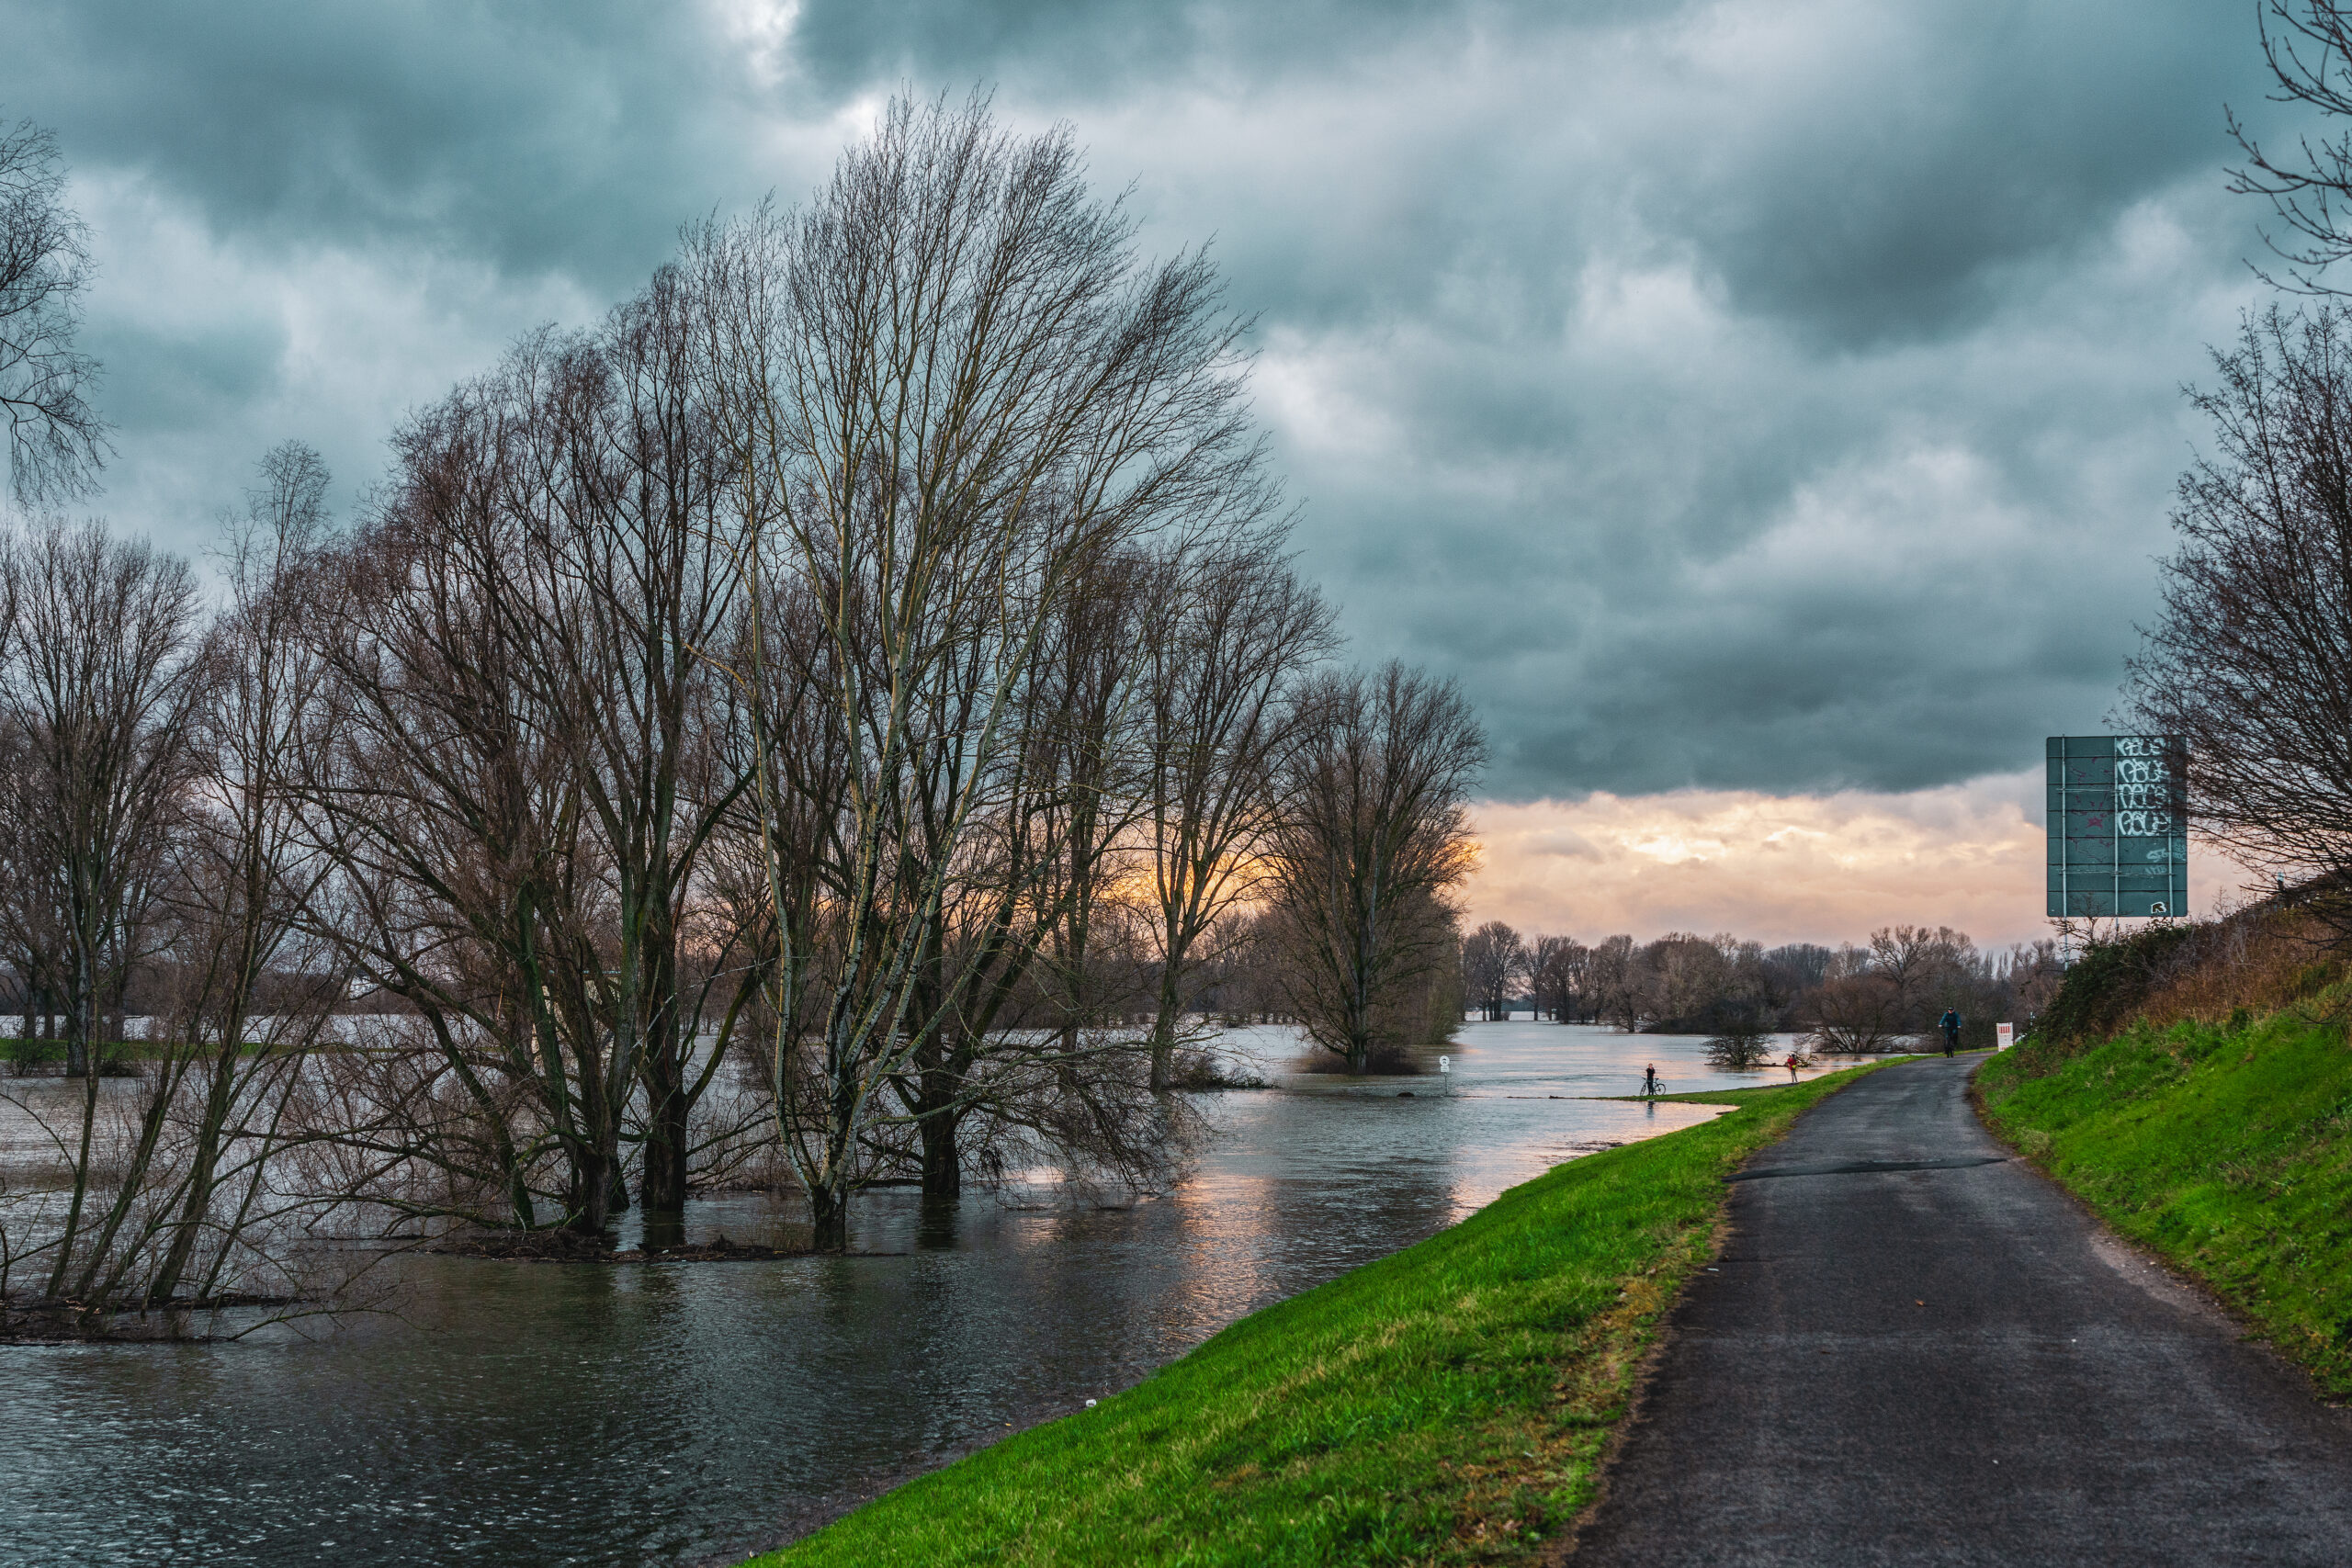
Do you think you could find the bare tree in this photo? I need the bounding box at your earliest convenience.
[1136,536,1332,1088]
[0,115,107,505]
[1528,934,1589,1022]
[1023,548,1154,1064]
[880,546,1157,1201]
[1266,662,1484,1072]
[1460,919,1525,1021]
[293,388,639,1237]
[1642,933,1736,1031]
[1864,924,1963,1032]
[0,458,347,1320]
[691,94,1268,1247]
[0,697,66,1066]
[1804,972,1905,1054]
[1587,932,1643,1030]
[2228,3,2352,290]
[1705,1014,1780,1070]
[2127,305,2352,911]
[1761,942,1835,999]
[0,521,205,1295]
[499,275,752,1218]
[139,444,345,1306]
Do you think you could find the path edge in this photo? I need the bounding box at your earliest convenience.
[1966,1057,2352,1413]
[1538,1056,1914,1565]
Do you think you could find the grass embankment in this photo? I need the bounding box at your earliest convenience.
[752,1063,1889,1568]
[1599,1067,1925,1109]
[3,1037,276,1074]
[1981,1005,2352,1396]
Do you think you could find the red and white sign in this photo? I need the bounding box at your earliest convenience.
[1996,1022,2014,1051]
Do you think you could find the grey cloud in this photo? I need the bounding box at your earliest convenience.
[0,1,770,290]
[85,320,285,431]
[1668,2,2251,348]
[787,0,1515,97]
[1525,829,1604,860]
[0,0,2309,802]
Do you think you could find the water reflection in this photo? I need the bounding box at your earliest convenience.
[0,1020,1838,1566]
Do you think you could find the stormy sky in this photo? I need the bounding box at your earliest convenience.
[0,3,2304,934]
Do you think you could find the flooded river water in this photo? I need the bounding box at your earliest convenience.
[0,1021,1843,1566]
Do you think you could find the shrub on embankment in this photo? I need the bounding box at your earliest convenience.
[2019,902,2348,1067]
[746,1067,1884,1568]
[1981,1003,2352,1396]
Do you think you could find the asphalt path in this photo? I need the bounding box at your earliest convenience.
[1567,1054,2352,1566]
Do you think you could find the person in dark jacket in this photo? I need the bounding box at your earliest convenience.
[1939,1009,1962,1057]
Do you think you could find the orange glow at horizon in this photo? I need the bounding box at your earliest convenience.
[1462,773,2243,952]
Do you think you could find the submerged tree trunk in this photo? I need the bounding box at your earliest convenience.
[912,1032,969,1198]
[809,1182,849,1253]
[48,1066,100,1295]
[148,1039,241,1303]
[919,1102,962,1200]
[639,1039,689,1213]
[1148,962,1185,1092]
[63,945,91,1079]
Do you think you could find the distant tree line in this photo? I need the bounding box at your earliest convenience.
[0,97,1487,1328]
[1449,920,2065,1052]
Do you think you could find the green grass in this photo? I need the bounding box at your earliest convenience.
[752,1064,1891,1568]
[1603,1063,1932,1109]
[1589,1057,1932,1108]
[1,1036,273,1066]
[1980,1010,2352,1396]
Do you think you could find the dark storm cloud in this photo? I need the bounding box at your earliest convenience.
[0,1,775,288]
[0,0,2303,799]
[788,0,1476,96]
[1667,2,2243,347]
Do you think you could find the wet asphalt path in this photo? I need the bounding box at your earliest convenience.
[1569,1054,2352,1566]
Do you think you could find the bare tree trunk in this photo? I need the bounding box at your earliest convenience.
[635,935,703,1219]
[1148,959,1186,1092]
[150,1039,237,1303]
[917,1061,964,1201]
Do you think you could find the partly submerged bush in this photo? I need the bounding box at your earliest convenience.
[4,1034,58,1076]
[1291,1041,1425,1076]
[1703,1009,1781,1070]
[1167,1049,1270,1090]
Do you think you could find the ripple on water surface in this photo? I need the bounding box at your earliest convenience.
[0,1021,1841,1566]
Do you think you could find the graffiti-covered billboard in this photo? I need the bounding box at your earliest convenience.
[2046,735,2188,919]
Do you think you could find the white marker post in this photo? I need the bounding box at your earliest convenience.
[1996,1021,2014,1051]
[1439,1055,1451,1092]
